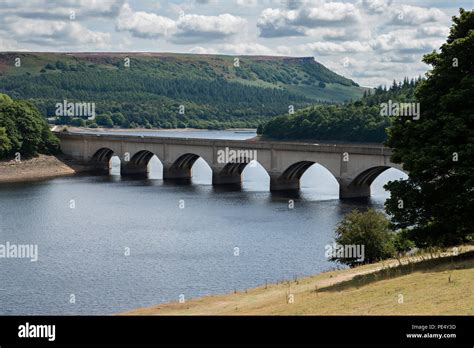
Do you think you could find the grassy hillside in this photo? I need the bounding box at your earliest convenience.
[123,246,474,315]
[0,53,365,129]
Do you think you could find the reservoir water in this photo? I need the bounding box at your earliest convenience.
[0,130,407,315]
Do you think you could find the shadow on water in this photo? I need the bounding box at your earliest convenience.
[269,189,303,202]
[212,183,243,193]
[162,177,193,187]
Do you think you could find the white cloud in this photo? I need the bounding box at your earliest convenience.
[116,4,176,39]
[258,2,362,38]
[293,2,361,26]
[285,0,325,10]
[191,43,285,56]
[389,5,446,26]
[257,8,305,37]
[220,43,274,55]
[306,27,372,41]
[0,36,20,51]
[275,45,292,56]
[4,17,111,48]
[0,0,125,20]
[371,29,443,54]
[173,14,247,43]
[358,0,393,14]
[301,41,371,55]
[116,5,246,44]
[195,0,218,4]
[235,0,258,7]
[416,26,450,38]
[188,46,218,54]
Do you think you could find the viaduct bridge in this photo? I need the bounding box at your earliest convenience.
[56,132,404,199]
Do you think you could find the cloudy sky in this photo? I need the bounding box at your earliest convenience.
[0,0,471,86]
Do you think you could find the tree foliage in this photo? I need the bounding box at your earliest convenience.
[261,79,418,143]
[0,127,12,157]
[385,9,474,247]
[330,209,396,267]
[0,93,59,159]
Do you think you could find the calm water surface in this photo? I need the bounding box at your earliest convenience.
[0,130,407,315]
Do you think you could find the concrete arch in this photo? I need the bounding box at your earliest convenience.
[339,165,405,199]
[173,153,201,170]
[282,161,319,181]
[351,166,392,187]
[164,153,211,180]
[122,150,161,175]
[270,161,338,191]
[213,158,264,186]
[92,147,115,163]
[91,147,115,172]
[220,155,255,176]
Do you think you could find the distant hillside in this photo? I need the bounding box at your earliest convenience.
[0,52,365,129]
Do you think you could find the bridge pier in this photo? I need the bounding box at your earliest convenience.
[90,163,110,174]
[163,163,192,180]
[269,174,300,191]
[338,179,371,199]
[212,171,242,186]
[121,163,148,175]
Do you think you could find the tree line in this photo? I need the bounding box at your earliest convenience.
[261,78,420,143]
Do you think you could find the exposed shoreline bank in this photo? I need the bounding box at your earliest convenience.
[0,154,81,184]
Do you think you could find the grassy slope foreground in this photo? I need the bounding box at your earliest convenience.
[0,53,365,129]
[123,247,474,315]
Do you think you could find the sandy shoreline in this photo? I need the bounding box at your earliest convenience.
[0,154,78,184]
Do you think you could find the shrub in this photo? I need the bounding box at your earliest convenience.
[330,209,396,267]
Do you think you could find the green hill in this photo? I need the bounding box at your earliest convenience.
[0,52,365,129]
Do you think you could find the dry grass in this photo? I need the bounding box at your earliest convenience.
[122,245,474,316]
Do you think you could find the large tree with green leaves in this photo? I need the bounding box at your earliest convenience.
[0,93,59,159]
[385,9,474,247]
